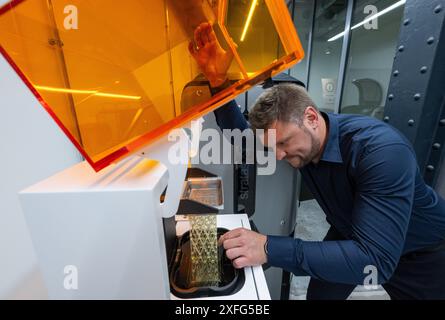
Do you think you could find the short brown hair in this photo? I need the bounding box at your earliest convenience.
[249,83,318,130]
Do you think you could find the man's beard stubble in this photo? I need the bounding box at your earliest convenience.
[286,126,321,168]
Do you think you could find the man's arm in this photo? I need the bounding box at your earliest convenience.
[213,100,249,132]
[267,144,416,284]
[222,144,416,285]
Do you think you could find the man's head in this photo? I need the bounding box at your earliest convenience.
[249,83,325,169]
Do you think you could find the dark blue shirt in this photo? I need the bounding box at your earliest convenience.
[214,101,445,285]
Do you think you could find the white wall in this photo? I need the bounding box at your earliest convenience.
[0,29,81,297]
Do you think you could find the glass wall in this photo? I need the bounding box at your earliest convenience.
[307,0,347,112]
[340,0,405,119]
[289,0,315,86]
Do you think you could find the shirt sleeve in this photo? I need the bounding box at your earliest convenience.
[267,143,417,285]
[213,100,250,132]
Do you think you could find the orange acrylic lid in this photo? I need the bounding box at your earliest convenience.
[0,0,304,171]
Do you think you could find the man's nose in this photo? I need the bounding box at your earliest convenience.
[276,148,286,161]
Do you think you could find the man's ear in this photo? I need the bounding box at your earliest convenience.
[304,106,319,129]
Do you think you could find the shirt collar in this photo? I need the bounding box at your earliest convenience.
[319,112,343,164]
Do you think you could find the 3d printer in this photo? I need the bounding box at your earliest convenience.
[0,0,304,299]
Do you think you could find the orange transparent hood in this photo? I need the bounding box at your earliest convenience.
[0,0,304,171]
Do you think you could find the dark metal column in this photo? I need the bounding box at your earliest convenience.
[384,0,445,187]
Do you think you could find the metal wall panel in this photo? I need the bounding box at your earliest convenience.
[384,0,445,186]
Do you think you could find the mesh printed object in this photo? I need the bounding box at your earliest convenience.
[189,215,220,287]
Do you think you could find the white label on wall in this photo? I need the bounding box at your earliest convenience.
[322,78,337,111]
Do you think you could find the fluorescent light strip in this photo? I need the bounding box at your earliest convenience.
[240,0,258,42]
[34,85,142,100]
[34,85,96,95]
[93,92,142,100]
[327,0,406,42]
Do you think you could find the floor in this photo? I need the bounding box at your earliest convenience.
[289,200,390,300]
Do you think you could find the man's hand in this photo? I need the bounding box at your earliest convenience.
[218,228,268,269]
[188,22,234,88]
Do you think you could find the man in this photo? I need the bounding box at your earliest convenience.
[189,22,445,299]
